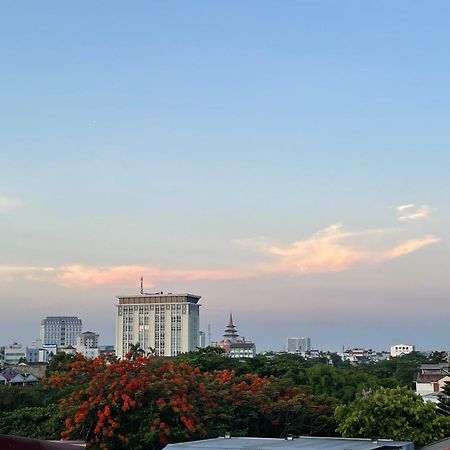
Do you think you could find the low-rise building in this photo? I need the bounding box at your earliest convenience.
[416,363,450,402]
[4,343,26,365]
[390,344,415,357]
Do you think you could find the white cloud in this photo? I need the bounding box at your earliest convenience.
[396,204,415,212]
[0,195,21,213]
[397,205,433,222]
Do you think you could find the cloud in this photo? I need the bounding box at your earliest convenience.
[396,204,415,212]
[0,266,55,283]
[238,224,439,275]
[380,235,440,260]
[0,195,21,213]
[396,204,433,222]
[54,265,256,288]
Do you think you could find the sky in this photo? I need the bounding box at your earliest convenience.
[1,1,449,352]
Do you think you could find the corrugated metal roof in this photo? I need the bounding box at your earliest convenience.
[167,437,414,450]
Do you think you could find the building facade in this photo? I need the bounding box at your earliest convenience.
[390,344,415,357]
[40,316,83,346]
[4,343,26,365]
[77,331,99,349]
[286,337,311,354]
[115,292,201,358]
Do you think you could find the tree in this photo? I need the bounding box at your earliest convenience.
[428,351,448,364]
[0,406,63,440]
[47,352,77,375]
[125,342,145,360]
[45,355,337,449]
[335,387,450,447]
[437,381,450,416]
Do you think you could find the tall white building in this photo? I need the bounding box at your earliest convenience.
[286,337,311,354]
[40,316,83,347]
[115,292,201,358]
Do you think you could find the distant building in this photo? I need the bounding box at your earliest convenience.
[75,331,100,359]
[199,331,206,348]
[40,344,58,362]
[0,367,41,385]
[4,343,26,365]
[40,316,83,347]
[77,331,99,349]
[286,337,311,354]
[115,292,201,358]
[98,345,115,356]
[213,313,256,358]
[390,344,415,357]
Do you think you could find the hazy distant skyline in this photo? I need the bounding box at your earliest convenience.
[1,2,449,351]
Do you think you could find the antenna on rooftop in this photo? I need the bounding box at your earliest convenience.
[140,276,144,294]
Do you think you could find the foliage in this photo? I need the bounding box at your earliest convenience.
[0,383,60,411]
[363,353,426,387]
[47,351,78,375]
[176,352,407,404]
[335,387,450,447]
[437,381,450,416]
[0,406,63,440]
[427,351,448,364]
[45,355,337,449]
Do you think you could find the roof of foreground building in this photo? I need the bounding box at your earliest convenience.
[0,434,85,449]
[166,437,414,450]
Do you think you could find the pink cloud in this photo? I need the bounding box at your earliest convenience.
[239,224,439,274]
[0,224,440,288]
[55,265,258,288]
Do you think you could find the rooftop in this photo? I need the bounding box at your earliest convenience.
[166,437,414,450]
[117,293,201,305]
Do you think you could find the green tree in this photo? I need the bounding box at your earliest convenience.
[427,351,448,364]
[0,406,63,440]
[125,342,146,360]
[437,381,450,416]
[47,352,77,375]
[335,387,450,447]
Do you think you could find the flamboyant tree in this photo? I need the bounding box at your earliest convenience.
[46,355,336,450]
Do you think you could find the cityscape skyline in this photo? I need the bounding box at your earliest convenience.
[1,2,449,351]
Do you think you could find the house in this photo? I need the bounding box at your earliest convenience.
[416,364,450,403]
[0,367,41,385]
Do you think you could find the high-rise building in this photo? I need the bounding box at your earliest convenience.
[115,292,201,358]
[40,316,83,347]
[213,313,256,358]
[286,336,311,354]
[199,331,206,348]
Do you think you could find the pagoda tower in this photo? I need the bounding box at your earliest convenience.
[223,312,239,344]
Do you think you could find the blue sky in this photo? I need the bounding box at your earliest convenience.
[0,1,449,351]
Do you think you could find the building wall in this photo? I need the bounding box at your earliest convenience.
[115,294,201,358]
[390,344,414,357]
[4,344,26,365]
[287,337,311,354]
[40,316,83,346]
